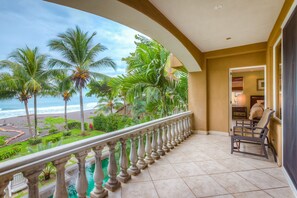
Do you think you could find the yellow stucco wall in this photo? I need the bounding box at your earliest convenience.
[207,52,266,132]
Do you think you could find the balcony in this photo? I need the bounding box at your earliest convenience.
[0,111,294,198]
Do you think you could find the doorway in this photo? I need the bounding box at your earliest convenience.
[228,66,266,134]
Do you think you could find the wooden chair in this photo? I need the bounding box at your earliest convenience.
[231,109,277,161]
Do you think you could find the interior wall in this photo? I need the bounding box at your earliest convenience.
[232,71,265,115]
[207,51,266,133]
[266,0,295,166]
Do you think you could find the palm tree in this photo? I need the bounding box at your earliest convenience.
[0,66,33,137]
[87,80,122,114]
[121,35,170,117]
[48,26,116,133]
[95,96,122,114]
[50,72,76,130]
[0,47,49,137]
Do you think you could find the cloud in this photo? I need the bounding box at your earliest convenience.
[0,0,146,76]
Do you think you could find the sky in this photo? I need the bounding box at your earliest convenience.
[0,0,143,76]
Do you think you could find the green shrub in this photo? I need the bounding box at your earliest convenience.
[63,131,72,137]
[0,136,6,146]
[93,114,107,131]
[67,121,88,130]
[44,133,63,144]
[49,128,59,134]
[0,145,21,161]
[28,137,42,145]
[93,114,133,132]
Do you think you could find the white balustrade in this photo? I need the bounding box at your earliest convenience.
[117,139,131,183]
[151,129,160,160]
[162,125,170,152]
[128,136,140,175]
[91,146,108,198]
[53,156,70,198]
[144,131,155,164]
[0,112,192,198]
[75,150,89,198]
[137,134,147,169]
[105,142,121,192]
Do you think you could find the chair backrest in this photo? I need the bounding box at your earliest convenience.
[255,109,275,135]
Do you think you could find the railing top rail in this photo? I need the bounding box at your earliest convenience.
[0,111,192,177]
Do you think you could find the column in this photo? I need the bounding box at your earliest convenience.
[136,134,148,169]
[157,127,165,156]
[174,121,180,144]
[90,146,108,198]
[105,142,121,192]
[53,156,70,198]
[128,137,140,175]
[75,150,89,198]
[23,165,44,198]
[117,139,131,183]
[151,129,160,160]
[0,176,12,198]
[144,131,154,164]
[171,122,177,147]
[167,124,173,149]
[162,125,170,152]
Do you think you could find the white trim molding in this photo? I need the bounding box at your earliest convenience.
[282,167,297,197]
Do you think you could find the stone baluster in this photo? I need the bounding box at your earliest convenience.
[174,121,181,144]
[188,116,192,135]
[137,134,147,169]
[0,176,12,198]
[171,122,177,147]
[162,125,170,152]
[90,146,108,198]
[183,118,188,138]
[178,120,184,142]
[117,139,131,183]
[157,126,165,156]
[128,136,140,175]
[167,123,173,149]
[144,130,155,164]
[75,150,89,198]
[53,156,70,198]
[105,142,121,191]
[23,165,45,198]
[151,129,160,160]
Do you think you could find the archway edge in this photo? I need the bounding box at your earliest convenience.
[47,0,202,72]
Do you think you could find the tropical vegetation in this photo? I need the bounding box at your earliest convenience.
[48,26,116,134]
[0,27,188,163]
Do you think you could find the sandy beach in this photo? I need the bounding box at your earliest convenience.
[0,109,96,144]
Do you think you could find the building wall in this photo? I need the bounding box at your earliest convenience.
[207,51,266,133]
[232,71,265,115]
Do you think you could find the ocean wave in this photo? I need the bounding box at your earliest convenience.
[0,102,97,119]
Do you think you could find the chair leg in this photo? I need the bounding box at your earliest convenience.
[261,141,268,159]
[266,137,277,162]
[231,137,234,154]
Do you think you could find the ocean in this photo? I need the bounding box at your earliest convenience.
[0,93,98,120]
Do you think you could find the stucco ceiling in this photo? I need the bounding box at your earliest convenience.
[149,0,285,52]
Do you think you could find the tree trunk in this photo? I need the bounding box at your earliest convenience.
[79,87,85,134]
[123,99,127,115]
[110,102,113,114]
[33,92,38,137]
[24,100,33,137]
[64,100,68,131]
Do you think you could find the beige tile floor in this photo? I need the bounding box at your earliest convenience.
[109,134,295,198]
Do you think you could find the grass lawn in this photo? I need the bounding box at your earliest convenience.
[0,117,106,162]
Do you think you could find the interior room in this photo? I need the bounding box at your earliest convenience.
[230,67,266,131]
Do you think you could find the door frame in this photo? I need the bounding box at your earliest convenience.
[228,65,267,134]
